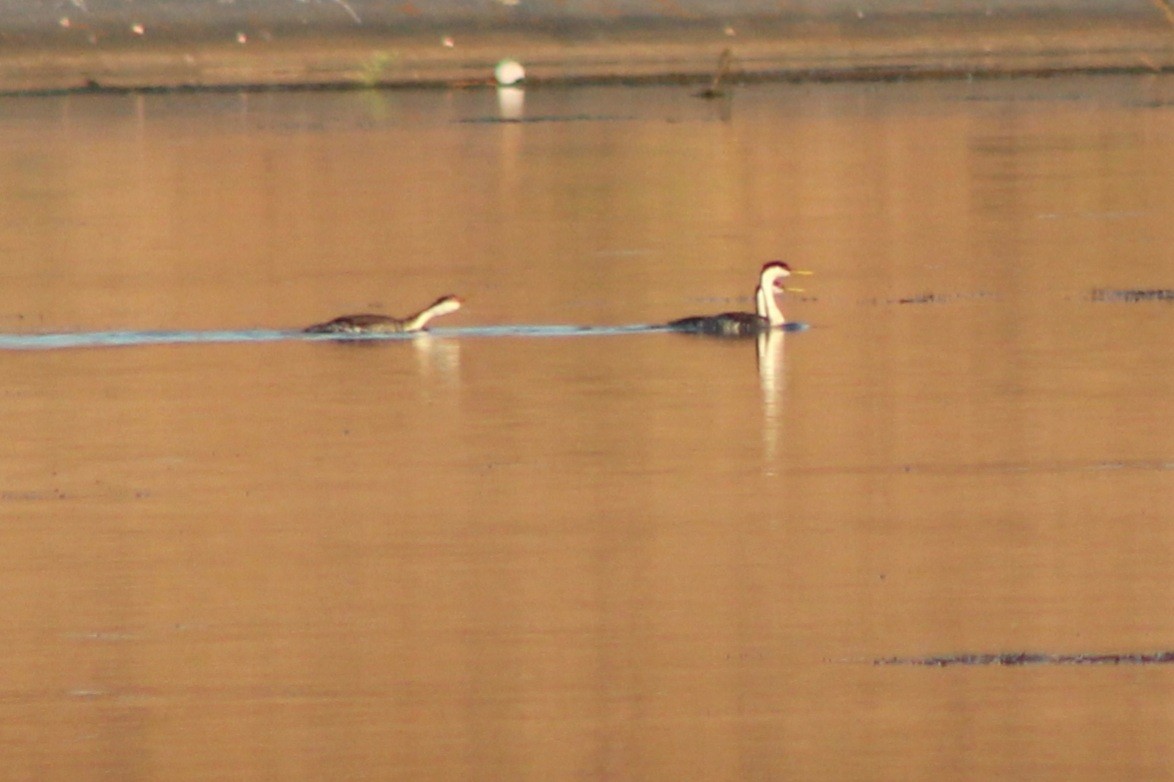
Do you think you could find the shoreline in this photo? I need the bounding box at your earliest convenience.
[2,11,1172,95]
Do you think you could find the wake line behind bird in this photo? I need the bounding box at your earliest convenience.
[0,321,812,351]
[0,263,816,350]
[0,324,716,351]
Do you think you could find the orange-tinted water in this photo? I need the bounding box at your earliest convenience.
[0,75,1171,779]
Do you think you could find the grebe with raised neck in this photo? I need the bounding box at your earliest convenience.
[305,294,463,335]
[668,262,808,337]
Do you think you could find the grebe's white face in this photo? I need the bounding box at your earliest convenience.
[429,296,463,317]
[762,265,791,291]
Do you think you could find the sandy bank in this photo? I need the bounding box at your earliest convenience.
[1,8,1172,93]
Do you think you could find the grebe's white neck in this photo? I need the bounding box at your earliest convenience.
[755,264,791,326]
[404,295,463,331]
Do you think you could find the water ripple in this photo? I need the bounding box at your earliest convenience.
[0,322,812,351]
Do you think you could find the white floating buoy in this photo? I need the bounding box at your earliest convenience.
[494,59,525,86]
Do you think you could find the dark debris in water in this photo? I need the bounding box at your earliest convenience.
[897,293,944,305]
[1090,288,1174,303]
[860,291,999,306]
[860,289,1172,306]
[2,489,70,501]
[791,458,1170,479]
[2,486,152,502]
[875,652,1174,667]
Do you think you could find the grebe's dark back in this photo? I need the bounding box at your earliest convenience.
[668,310,771,337]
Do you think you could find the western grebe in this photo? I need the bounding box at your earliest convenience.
[668,261,808,337]
[305,294,463,335]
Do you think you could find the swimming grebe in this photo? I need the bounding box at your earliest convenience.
[305,294,463,335]
[668,262,808,337]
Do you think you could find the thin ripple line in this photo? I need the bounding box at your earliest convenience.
[0,322,809,350]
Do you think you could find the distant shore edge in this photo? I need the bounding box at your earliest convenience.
[2,10,1172,95]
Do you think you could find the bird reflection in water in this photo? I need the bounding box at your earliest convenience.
[756,329,787,468]
[412,333,462,385]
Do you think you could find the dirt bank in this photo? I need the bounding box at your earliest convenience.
[1,8,1172,93]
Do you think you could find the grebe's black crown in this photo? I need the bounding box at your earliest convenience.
[761,261,792,273]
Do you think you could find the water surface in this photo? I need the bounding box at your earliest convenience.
[0,75,1171,780]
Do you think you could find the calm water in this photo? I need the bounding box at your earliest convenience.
[0,75,1171,780]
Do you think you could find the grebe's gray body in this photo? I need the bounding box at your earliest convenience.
[305,294,462,335]
[668,262,805,337]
